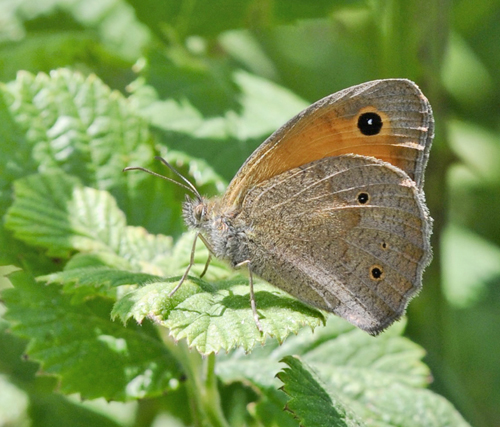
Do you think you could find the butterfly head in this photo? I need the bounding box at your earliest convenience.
[182,195,212,231]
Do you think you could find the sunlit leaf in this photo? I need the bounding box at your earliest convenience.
[3,271,182,401]
[278,356,365,427]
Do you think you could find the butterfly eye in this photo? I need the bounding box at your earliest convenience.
[357,192,370,204]
[369,265,384,281]
[194,204,205,221]
[357,112,383,135]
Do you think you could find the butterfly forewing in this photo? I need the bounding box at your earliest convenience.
[223,79,434,207]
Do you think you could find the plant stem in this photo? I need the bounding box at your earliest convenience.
[162,331,229,427]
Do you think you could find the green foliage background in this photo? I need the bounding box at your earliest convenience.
[0,0,499,426]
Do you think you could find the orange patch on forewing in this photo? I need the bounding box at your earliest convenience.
[226,106,421,204]
[222,80,433,207]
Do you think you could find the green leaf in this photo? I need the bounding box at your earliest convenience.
[218,317,470,427]
[137,69,306,141]
[125,0,253,39]
[39,268,163,289]
[6,172,324,354]
[217,317,428,389]
[278,355,366,427]
[0,68,192,235]
[28,392,124,427]
[2,270,182,401]
[131,69,308,182]
[1,69,153,187]
[112,277,325,355]
[350,383,472,427]
[0,31,134,84]
[442,224,500,307]
[4,172,173,265]
[38,267,164,303]
[277,354,472,427]
[125,0,348,39]
[3,0,149,62]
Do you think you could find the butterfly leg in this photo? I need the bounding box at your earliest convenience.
[235,260,263,332]
[197,233,215,278]
[199,253,212,278]
[169,231,200,297]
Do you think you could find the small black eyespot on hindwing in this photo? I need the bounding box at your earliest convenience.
[358,112,383,136]
[357,192,370,204]
[370,265,384,281]
[380,241,388,250]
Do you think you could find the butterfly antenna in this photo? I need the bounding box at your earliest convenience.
[123,157,202,200]
[154,157,202,200]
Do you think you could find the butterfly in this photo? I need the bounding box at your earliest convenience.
[126,79,434,335]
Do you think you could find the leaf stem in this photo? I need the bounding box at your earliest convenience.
[162,331,229,427]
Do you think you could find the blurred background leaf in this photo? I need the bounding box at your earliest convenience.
[1,0,500,426]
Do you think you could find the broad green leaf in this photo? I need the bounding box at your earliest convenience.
[28,392,125,427]
[217,318,465,427]
[6,172,324,354]
[137,49,240,117]
[277,355,471,427]
[1,69,152,188]
[442,224,500,307]
[38,267,164,303]
[130,69,308,182]
[3,0,149,61]
[349,383,472,427]
[112,277,325,355]
[125,0,350,39]
[0,32,134,84]
[2,270,182,401]
[135,69,306,141]
[278,356,365,427]
[217,317,428,390]
[4,172,173,267]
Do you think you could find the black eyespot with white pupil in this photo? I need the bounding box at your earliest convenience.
[357,192,370,204]
[370,265,384,281]
[358,112,383,136]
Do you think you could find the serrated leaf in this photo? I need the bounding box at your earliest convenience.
[39,267,163,289]
[6,173,325,355]
[112,277,325,355]
[1,69,152,188]
[218,318,470,427]
[38,267,165,303]
[277,354,472,427]
[4,172,83,258]
[2,270,182,401]
[5,172,173,266]
[0,68,189,236]
[278,356,366,427]
[217,317,428,389]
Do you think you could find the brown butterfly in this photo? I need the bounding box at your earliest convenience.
[126,79,434,335]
